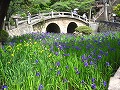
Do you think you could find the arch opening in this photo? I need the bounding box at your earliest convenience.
[46,23,60,33]
[67,22,77,33]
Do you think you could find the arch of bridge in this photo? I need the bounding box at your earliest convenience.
[33,17,87,33]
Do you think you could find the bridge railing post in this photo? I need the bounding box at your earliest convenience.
[59,12,61,16]
[78,15,80,19]
[27,12,31,24]
[51,11,53,17]
[71,11,73,17]
[38,12,42,19]
[15,18,18,28]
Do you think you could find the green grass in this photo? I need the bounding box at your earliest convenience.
[0,32,120,90]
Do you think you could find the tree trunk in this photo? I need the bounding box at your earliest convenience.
[104,2,108,21]
[0,0,11,30]
[0,42,2,48]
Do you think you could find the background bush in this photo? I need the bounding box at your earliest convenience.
[113,4,120,17]
[0,30,9,42]
[75,26,93,35]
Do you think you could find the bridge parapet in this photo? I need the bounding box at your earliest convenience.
[17,11,89,26]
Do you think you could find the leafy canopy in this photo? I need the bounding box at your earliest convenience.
[51,0,95,14]
[8,0,95,16]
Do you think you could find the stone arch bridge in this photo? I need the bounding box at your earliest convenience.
[8,11,90,36]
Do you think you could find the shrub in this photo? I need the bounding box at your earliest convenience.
[0,30,9,42]
[75,26,92,35]
[113,4,120,17]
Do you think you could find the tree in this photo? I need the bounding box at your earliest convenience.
[5,0,27,27]
[0,0,29,30]
[51,1,71,12]
[0,0,11,30]
[51,0,94,15]
[28,0,51,14]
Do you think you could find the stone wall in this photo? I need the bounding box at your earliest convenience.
[89,22,99,34]
[97,21,120,32]
[108,67,120,90]
[33,21,45,32]
[7,24,33,37]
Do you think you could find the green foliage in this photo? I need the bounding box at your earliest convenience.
[7,0,27,19]
[78,0,94,14]
[20,13,27,17]
[75,26,93,35]
[8,0,51,17]
[28,0,51,14]
[51,1,71,11]
[0,30,9,42]
[8,0,95,17]
[113,4,120,17]
[51,0,95,14]
[50,0,60,5]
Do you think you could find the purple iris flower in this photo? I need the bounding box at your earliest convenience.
[88,55,92,59]
[20,40,23,42]
[59,45,63,50]
[76,71,80,75]
[99,50,104,55]
[74,67,78,71]
[90,61,94,65]
[35,60,39,63]
[38,84,43,90]
[105,52,108,56]
[110,48,115,51]
[9,42,14,46]
[57,70,61,76]
[54,52,59,56]
[63,78,68,83]
[103,81,107,87]
[91,83,96,89]
[81,54,88,62]
[56,61,60,67]
[50,46,53,52]
[97,55,102,59]
[65,65,69,69]
[63,53,70,56]
[36,72,40,76]
[118,41,120,46]
[106,62,110,66]
[81,38,84,41]
[84,62,88,67]
[75,46,81,50]
[92,78,95,83]
[2,85,8,90]
[81,80,85,85]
